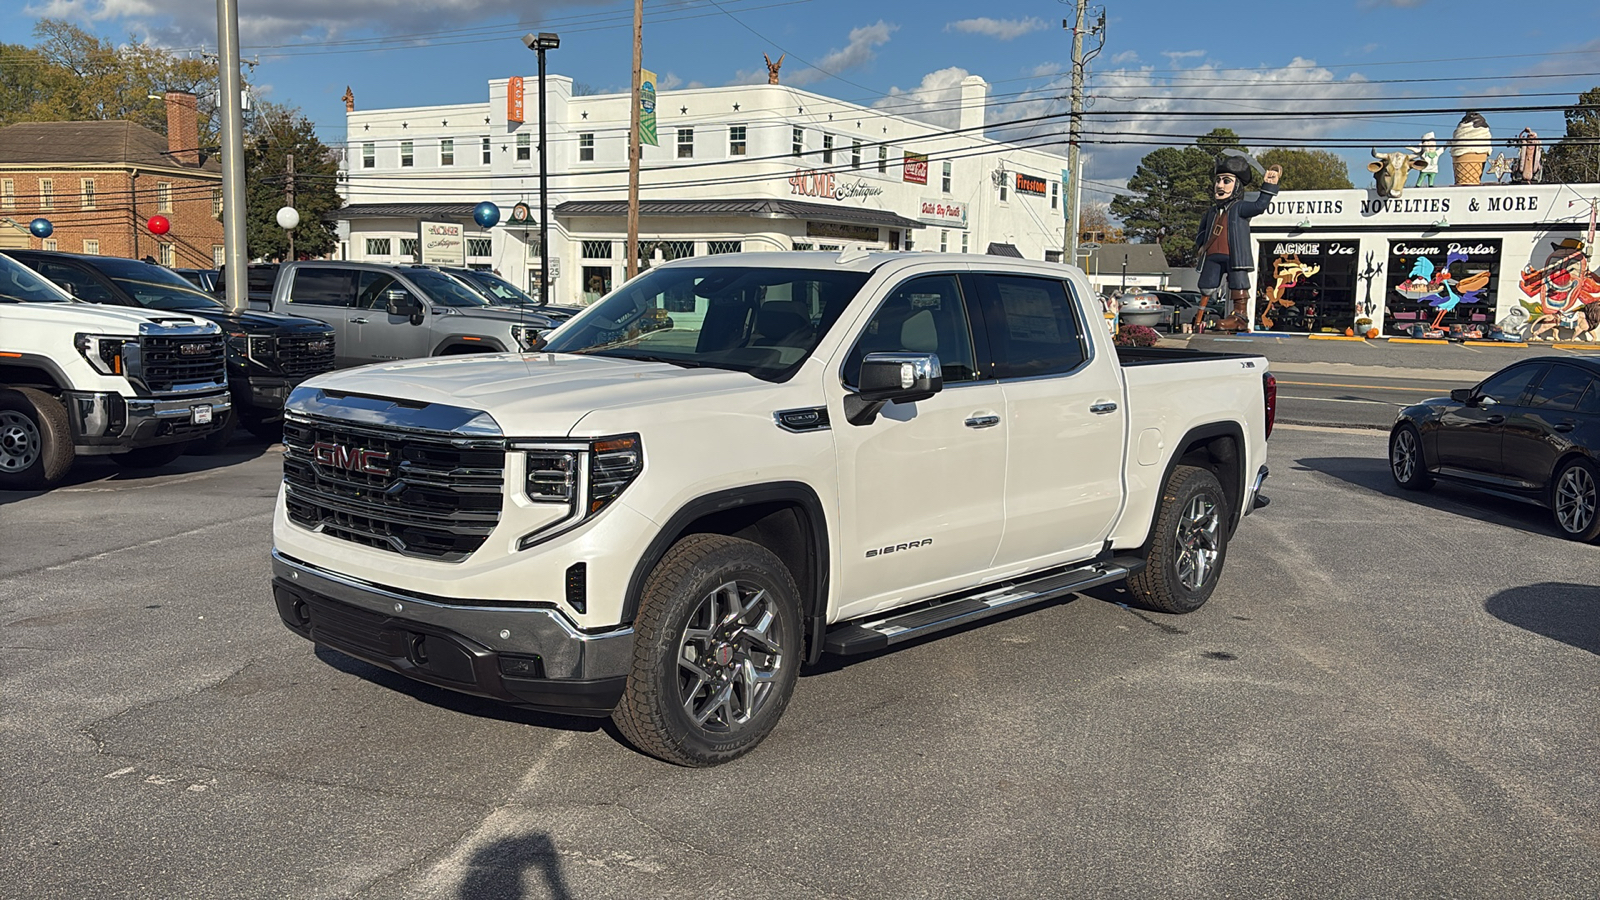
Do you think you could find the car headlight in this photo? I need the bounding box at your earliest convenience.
[511,323,542,351]
[247,334,277,363]
[517,434,642,550]
[74,333,137,376]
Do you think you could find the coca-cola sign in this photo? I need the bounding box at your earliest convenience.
[903,152,928,185]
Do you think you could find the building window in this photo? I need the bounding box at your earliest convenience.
[401,141,414,167]
[467,237,492,257]
[822,135,833,164]
[400,237,420,261]
[159,243,174,267]
[362,142,375,168]
[366,237,391,256]
[80,178,95,210]
[213,244,226,267]
[516,133,530,161]
[851,140,861,169]
[676,128,694,159]
[905,231,914,251]
[638,240,694,266]
[212,188,223,218]
[942,161,952,193]
[1045,250,1063,263]
[82,239,99,255]
[999,172,1008,202]
[481,135,491,164]
[708,240,742,255]
[792,242,813,251]
[878,146,888,173]
[578,132,595,161]
[440,139,454,166]
[729,125,747,157]
[961,232,969,254]
[582,240,613,259]
[43,238,57,251]
[792,127,803,157]
[157,182,172,212]
[1051,180,1060,210]
[2,178,14,210]
[940,230,948,252]
[39,178,53,210]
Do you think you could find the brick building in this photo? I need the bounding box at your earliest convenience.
[0,92,224,268]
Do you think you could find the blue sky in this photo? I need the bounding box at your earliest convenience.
[7,0,1600,204]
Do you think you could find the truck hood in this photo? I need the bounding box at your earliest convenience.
[182,307,336,336]
[438,306,560,328]
[2,302,207,334]
[296,352,764,437]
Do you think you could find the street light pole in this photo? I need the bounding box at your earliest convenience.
[523,32,560,305]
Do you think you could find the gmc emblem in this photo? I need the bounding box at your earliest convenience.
[304,340,330,352]
[311,440,391,476]
[178,343,210,356]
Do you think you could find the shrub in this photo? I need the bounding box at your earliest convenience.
[1113,324,1161,347]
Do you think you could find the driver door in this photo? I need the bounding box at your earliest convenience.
[1436,362,1546,477]
[354,271,432,363]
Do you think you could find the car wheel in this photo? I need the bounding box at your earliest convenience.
[111,442,189,469]
[0,387,75,491]
[1126,465,1230,614]
[1550,457,1600,542]
[612,534,803,766]
[1389,423,1434,490]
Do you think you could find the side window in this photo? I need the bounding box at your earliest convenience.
[1526,365,1590,412]
[356,271,400,309]
[38,262,115,304]
[288,268,355,307]
[247,267,278,295]
[978,275,1087,379]
[1477,364,1545,407]
[844,275,978,386]
[1575,377,1600,416]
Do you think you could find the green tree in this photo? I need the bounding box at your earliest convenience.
[1257,148,1353,191]
[1111,129,1248,267]
[1540,87,1600,184]
[244,104,339,261]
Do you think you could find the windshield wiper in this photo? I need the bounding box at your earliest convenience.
[601,351,716,369]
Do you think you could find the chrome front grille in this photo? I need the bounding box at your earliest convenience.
[141,333,227,392]
[282,415,505,562]
[277,333,337,377]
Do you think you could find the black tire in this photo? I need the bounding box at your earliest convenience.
[0,387,75,490]
[1389,423,1434,491]
[187,409,238,454]
[239,413,283,444]
[612,534,803,767]
[1550,457,1600,542]
[1126,465,1230,614]
[111,442,189,469]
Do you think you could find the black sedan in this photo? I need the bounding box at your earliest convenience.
[1389,356,1600,541]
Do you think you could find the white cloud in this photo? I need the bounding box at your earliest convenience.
[789,20,897,86]
[1030,62,1063,78]
[872,66,972,130]
[657,72,683,91]
[945,17,1047,41]
[1110,50,1140,64]
[1162,50,1206,62]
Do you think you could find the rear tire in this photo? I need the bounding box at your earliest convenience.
[111,442,189,469]
[1126,465,1230,614]
[1551,457,1600,542]
[612,534,803,766]
[0,387,75,490]
[1389,423,1434,490]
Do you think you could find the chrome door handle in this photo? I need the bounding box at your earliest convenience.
[1089,401,1119,414]
[1486,414,1504,425]
[1554,422,1575,433]
[350,317,368,324]
[965,415,1001,429]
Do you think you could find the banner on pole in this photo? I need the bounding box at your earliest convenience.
[639,69,659,147]
[508,76,525,124]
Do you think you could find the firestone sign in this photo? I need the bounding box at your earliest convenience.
[918,197,967,228]
[1015,173,1048,195]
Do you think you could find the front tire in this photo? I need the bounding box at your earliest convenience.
[613,534,803,767]
[0,387,75,490]
[1551,458,1600,542]
[1126,465,1230,614]
[1389,423,1434,490]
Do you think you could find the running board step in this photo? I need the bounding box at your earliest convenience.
[823,555,1146,656]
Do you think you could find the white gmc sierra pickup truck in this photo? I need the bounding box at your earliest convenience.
[270,252,1274,765]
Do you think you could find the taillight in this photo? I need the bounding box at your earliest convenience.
[1263,372,1277,439]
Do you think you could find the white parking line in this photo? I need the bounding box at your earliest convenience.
[1280,395,1397,405]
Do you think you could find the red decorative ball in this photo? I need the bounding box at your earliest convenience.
[146,215,170,236]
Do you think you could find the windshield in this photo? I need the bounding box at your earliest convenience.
[405,269,494,307]
[84,256,197,289]
[461,270,538,306]
[0,253,74,303]
[111,278,225,311]
[541,265,869,381]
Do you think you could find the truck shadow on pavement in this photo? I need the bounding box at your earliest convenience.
[456,832,574,900]
[1295,455,1563,539]
[1485,582,1600,656]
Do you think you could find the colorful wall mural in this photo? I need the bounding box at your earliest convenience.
[1385,239,1499,337]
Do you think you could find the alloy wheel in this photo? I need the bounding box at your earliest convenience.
[676,579,787,733]
[1175,495,1220,591]
[1554,465,1597,534]
[0,410,41,474]
[1391,429,1418,483]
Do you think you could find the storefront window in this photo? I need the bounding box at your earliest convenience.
[1254,240,1360,333]
[1385,239,1499,335]
[582,266,612,305]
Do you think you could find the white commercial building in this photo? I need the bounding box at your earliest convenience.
[337,73,1070,305]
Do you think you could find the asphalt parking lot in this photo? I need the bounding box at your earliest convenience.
[2,426,1597,900]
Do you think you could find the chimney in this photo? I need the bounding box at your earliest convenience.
[165,91,200,166]
[959,75,988,134]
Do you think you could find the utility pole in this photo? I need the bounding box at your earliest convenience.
[1062,4,1104,270]
[626,0,643,280]
[216,0,248,312]
[285,152,295,262]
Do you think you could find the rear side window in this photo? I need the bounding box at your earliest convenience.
[1527,365,1591,412]
[288,268,355,307]
[976,275,1087,379]
[247,267,278,294]
[1477,364,1545,407]
[1575,376,1600,416]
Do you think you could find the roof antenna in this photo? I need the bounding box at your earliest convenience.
[836,244,873,264]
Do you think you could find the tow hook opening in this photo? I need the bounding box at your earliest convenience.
[408,633,430,665]
[290,599,311,628]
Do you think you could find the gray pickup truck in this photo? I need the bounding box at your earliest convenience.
[255,262,553,368]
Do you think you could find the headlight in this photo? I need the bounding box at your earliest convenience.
[511,323,542,351]
[74,333,136,376]
[247,334,277,363]
[517,434,643,549]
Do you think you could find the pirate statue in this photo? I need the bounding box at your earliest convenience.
[1193,152,1281,332]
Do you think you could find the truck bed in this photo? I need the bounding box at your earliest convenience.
[1115,345,1263,366]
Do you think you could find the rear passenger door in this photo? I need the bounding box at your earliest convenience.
[975,272,1127,570]
[282,267,359,367]
[1502,364,1592,489]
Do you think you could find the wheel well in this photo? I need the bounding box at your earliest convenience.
[1551,451,1596,489]
[437,343,489,355]
[0,364,65,396]
[1174,432,1244,533]
[681,502,819,607]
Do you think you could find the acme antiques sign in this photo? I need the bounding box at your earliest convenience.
[790,169,885,202]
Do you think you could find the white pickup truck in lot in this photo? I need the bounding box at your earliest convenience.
[269,252,1275,765]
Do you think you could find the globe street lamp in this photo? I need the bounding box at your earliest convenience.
[521,31,559,305]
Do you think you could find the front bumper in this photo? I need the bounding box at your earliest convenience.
[270,550,632,716]
[238,374,299,417]
[65,389,233,454]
